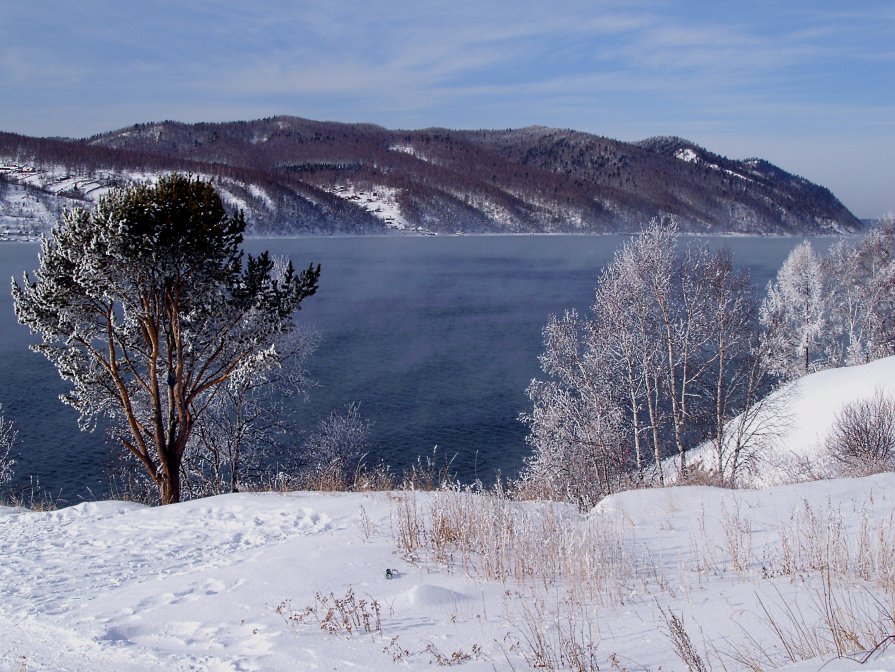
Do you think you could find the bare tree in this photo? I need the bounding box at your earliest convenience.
[708,337,792,485]
[183,324,318,496]
[697,249,783,484]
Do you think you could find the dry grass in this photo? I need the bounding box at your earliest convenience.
[390,484,631,606]
[263,448,457,494]
[722,572,895,670]
[513,596,603,672]
[386,480,895,670]
[1,476,67,511]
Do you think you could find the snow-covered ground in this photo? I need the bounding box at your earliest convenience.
[5,361,895,670]
[4,479,895,670]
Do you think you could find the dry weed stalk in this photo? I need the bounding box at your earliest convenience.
[277,587,383,640]
[658,605,710,672]
[720,498,753,573]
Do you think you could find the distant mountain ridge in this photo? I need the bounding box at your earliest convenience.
[0,117,861,237]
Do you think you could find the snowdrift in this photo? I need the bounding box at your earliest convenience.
[681,355,895,486]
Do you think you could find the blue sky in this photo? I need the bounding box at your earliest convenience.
[1,1,892,218]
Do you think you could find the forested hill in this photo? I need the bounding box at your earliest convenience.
[0,117,861,237]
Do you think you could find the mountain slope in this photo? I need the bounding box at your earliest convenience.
[0,118,862,237]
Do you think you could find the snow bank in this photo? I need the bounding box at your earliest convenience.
[680,355,895,486]
[764,356,895,480]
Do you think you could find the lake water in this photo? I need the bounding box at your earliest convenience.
[0,234,836,503]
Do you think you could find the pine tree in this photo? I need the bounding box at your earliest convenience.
[12,174,320,504]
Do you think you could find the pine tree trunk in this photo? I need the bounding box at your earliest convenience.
[162,471,181,505]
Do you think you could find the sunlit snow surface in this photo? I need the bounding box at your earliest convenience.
[5,360,895,670]
[325,184,413,231]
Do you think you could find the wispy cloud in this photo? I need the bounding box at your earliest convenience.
[0,0,891,215]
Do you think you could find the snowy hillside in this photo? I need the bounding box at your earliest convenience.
[0,119,863,236]
[0,162,385,238]
[679,355,895,486]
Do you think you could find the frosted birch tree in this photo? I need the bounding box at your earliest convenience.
[760,241,826,378]
[611,223,718,478]
[825,217,895,366]
[12,175,320,504]
[592,237,667,482]
[522,309,628,508]
[524,221,776,498]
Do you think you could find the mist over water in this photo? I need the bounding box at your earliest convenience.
[0,235,836,502]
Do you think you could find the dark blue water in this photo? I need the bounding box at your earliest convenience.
[0,235,836,502]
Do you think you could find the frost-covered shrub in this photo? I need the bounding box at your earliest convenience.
[521,374,629,510]
[303,403,370,487]
[0,404,16,487]
[826,390,895,476]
